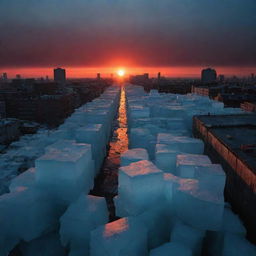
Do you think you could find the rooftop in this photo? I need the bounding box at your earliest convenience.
[194,114,256,174]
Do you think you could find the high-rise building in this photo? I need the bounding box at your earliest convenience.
[97,73,101,80]
[157,72,161,80]
[201,68,217,83]
[16,74,21,79]
[54,68,66,83]
[2,73,8,81]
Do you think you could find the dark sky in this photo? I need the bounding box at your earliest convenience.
[0,0,256,68]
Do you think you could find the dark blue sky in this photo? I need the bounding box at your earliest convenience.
[0,0,256,67]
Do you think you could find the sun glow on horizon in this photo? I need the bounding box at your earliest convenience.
[117,69,126,77]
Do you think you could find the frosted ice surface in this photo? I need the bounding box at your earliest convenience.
[136,206,171,249]
[128,106,150,119]
[174,178,224,231]
[117,160,163,215]
[222,206,246,234]
[36,140,93,181]
[149,242,192,256]
[155,144,180,173]
[150,105,185,118]
[171,220,205,256]
[194,164,226,193]
[157,134,204,154]
[9,168,35,192]
[90,217,148,256]
[35,140,94,202]
[129,128,155,158]
[60,195,108,256]
[0,187,61,243]
[75,124,106,172]
[163,173,181,208]
[176,154,212,178]
[121,148,149,166]
[206,205,247,256]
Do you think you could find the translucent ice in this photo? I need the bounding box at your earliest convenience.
[121,148,149,166]
[90,217,148,256]
[0,187,62,243]
[174,178,224,231]
[157,134,204,154]
[9,168,35,192]
[60,195,108,256]
[155,144,180,173]
[176,154,212,178]
[35,140,94,203]
[171,220,205,256]
[117,160,164,215]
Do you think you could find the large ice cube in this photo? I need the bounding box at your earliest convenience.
[171,220,205,256]
[90,217,148,256]
[149,242,192,256]
[35,140,94,203]
[117,160,163,215]
[60,195,108,256]
[157,134,204,154]
[155,144,179,173]
[136,206,171,249]
[75,124,106,173]
[176,154,212,178]
[205,205,247,256]
[0,187,62,243]
[121,148,149,166]
[194,164,226,193]
[174,178,224,231]
[129,128,155,159]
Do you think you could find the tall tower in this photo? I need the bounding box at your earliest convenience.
[201,68,217,83]
[54,68,66,83]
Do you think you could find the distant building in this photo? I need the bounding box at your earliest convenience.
[219,74,225,83]
[201,68,217,83]
[54,68,66,83]
[2,73,8,81]
[97,73,101,80]
[16,74,21,79]
[157,72,161,80]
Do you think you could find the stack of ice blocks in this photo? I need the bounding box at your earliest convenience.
[120,148,149,167]
[90,217,148,256]
[60,195,108,256]
[115,160,163,216]
[35,140,95,204]
[0,187,62,250]
[76,124,106,173]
